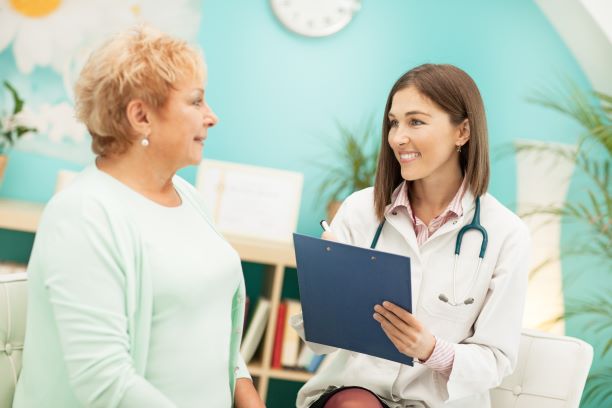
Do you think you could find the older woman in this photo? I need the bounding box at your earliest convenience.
[13,26,264,408]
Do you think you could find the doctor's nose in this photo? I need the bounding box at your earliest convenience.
[390,130,410,148]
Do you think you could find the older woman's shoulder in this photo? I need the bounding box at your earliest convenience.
[172,175,204,204]
[41,166,129,228]
[172,174,198,196]
[171,175,215,220]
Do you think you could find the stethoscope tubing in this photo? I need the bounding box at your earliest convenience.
[371,196,487,307]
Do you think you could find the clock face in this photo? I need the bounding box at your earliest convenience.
[270,0,362,37]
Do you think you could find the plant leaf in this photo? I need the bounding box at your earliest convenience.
[312,115,380,203]
[3,81,24,115]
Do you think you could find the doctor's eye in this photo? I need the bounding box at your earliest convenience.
[193,98,203,106]
[409,119,425,126]
[388,119,399,128]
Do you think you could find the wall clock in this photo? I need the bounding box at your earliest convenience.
[270,0,362,37]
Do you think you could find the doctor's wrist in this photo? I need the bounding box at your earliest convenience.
[420,336,455,375]
[417,333,436,362]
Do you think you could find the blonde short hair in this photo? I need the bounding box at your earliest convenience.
[75,25,205,156]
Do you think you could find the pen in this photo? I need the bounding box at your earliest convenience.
[320,219,331,232]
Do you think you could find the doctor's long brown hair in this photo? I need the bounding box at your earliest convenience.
[373,64,490,220]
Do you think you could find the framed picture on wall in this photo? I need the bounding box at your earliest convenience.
[195,159,303,243]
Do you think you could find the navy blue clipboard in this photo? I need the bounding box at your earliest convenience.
[293,233,413,366]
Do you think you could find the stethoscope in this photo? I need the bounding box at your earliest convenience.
[370,196,488,307]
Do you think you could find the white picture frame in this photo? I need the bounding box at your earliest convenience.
[195,159,303,243]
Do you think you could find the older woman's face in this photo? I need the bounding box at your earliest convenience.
[149,77,218,169]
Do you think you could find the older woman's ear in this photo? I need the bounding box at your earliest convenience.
[126,99,151,139]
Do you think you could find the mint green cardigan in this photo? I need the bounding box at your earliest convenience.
[13,165,250,407]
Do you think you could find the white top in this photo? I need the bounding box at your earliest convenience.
[125,175,242,406]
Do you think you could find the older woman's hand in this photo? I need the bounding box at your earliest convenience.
[234,378,266,408]
[373,301,436,362]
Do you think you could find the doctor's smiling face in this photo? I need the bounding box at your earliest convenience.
[373,64,489,219]
[387,86,469,184]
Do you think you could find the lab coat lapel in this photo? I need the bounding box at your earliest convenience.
[424,189,477,241]
[383,206,423,313]
[383,207,420,257]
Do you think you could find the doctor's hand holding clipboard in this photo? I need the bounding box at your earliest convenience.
[319,220,437,363]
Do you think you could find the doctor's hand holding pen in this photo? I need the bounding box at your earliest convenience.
[320,219,436,362]
[319,220,338,241]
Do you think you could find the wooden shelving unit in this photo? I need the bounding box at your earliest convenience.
[0,199,44,233]
[0,198,313,401]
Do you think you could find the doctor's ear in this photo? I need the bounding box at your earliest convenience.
[457,119,470,145]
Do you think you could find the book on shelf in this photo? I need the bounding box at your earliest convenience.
[271,301,287,369]
[315,353,333,373]
[240,297,271,364]
[297,344,316,369]
[281,299,302,368]
[306,354,326,372]
[270,298,328,372]
[296,345,326,372]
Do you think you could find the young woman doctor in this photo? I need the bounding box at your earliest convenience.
[292,64,531,408]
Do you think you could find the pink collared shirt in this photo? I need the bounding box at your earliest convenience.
[386,179,468,377]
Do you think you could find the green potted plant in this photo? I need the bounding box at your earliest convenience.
[514,82,611,407]
[0,80,36,182]
[314,116,380,221]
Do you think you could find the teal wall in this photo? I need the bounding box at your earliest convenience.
[0,0,592,231]
[1,0,608,406]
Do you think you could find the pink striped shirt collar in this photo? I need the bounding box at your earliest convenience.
[386,178,468,244]
[387,178,467,217]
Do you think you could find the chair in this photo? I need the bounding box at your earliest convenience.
[491,328,593,408]
[0,271,27,408]
[0,271,595,408]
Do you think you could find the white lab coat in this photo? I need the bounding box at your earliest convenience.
[292,187,531,408]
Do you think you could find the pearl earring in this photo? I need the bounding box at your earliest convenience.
[141,136,150,147]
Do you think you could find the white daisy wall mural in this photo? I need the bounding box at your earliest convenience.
[0,0,202,163]
[0,0,103,74]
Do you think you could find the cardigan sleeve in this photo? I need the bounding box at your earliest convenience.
[35,197,176,408]
[236,354,251,379]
